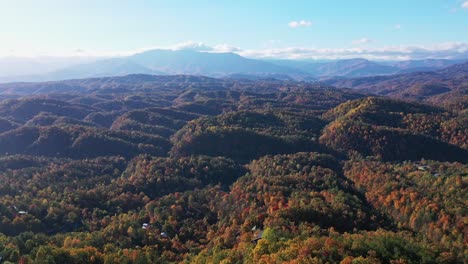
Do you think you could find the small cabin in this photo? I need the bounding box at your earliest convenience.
[417,166,429,171]
[252,230,263,243]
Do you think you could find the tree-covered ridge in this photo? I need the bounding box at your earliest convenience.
[170,111,329,162]
[320,97,468,161]
[230,152,387,232]
[117,155,245,198]
[345,160,467,262]
[0,125,170,158]
[110,107,201,138]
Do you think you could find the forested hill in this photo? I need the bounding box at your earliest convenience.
[0,75,466,263]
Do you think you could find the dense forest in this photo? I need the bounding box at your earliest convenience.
[0,74,466,263]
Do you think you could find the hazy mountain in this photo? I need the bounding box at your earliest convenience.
[223,73,296,81]
[1,52,465,83]
[0,59,163,83]
[128,50,306,76]
[316,59,398,77]
[387,59,462,70]
[42,58,163,80]
[395,67,445,74]
[0,56,100,76]
[270,58,398,78]
[270,58,465,78]
[1,50,308,82]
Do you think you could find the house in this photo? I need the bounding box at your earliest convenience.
[142,223,150,229]
[252,230,263,243]
[417,166,429,171]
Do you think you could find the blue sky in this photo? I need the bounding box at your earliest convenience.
[1,0,468,60]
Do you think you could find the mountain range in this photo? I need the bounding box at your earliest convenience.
[0,50,464,83]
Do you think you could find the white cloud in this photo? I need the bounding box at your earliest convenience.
[212,44,242,53]
[288,20,312,28]
[171,41,213,51]
[138,41,240,53]
[3,41,468,61]
[462,1,468,8]
[352,38,373,45]
[394,24,401,29]
[237,42,468,60]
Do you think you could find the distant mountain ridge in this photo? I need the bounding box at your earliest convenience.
[269,58,464,78]
[0,50,465,83]
[0,50,308,82]
[387,59,462,69]
[128,50,305,76]
[312,58,397,77]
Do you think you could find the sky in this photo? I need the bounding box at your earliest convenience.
[0,0,468,60]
